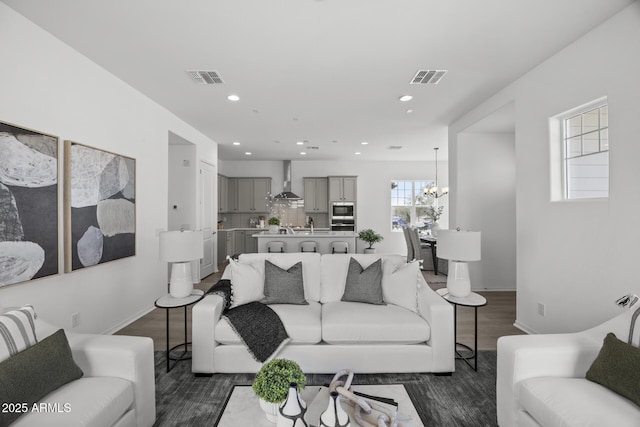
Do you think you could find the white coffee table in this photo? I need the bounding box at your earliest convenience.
[216,384,424,427]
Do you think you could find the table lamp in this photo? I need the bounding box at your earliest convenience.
[159,230,203,298]
[436,229,481,298]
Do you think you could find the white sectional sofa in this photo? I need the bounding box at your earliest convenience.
[1,307,156,427]
[192,253,455,375]
[497,309,640,427]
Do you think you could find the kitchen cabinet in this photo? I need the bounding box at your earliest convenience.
[216,230,235,263]
[217,229,259,263]
[236,178,271,213]
[328,176,357,202]
[218,174,228,213]
[303,178,328,212]
[227,178,238,212]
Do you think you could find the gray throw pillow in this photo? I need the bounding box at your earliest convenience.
[341,257,385,305]
[0,329,84,426]
[261,260,308,305]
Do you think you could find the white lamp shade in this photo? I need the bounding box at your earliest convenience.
[437,230,481,261]
[159,230,204,262]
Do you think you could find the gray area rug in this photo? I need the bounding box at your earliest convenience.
[154,351,497,426]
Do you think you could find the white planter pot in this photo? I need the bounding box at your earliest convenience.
[268,225,280,234]
[364,248,377,254]
[259,398,280,423]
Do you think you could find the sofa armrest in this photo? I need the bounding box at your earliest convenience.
[191,293,225,374]
[416,276,454,373]
[65,332,156,427]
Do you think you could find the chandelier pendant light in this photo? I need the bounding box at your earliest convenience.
[423,147,449,198]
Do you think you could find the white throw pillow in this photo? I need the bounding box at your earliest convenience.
[381,260,420,312]
[228,258,265,308]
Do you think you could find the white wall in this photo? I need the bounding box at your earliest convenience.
[454,132,516,291]
[0,4,217,334]
[220,159,449,254]
[449,2,640,333]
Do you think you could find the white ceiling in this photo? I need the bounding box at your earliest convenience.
[2,0,634,161]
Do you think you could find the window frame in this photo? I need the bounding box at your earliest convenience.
[551,97,609,201]
[390,179,438,232]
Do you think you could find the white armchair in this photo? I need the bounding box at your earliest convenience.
[497,309,640,427]
[8,315,156,427]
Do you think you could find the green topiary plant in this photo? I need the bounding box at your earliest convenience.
[268,217,281,226]
[358,228,383,249]
[252,359,306,403]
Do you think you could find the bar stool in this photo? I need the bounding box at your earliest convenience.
[331,241,348,254]
[267,241,285,253]
[300,241,318,253]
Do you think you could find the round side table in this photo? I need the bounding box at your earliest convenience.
[436,288,487,371]
[155,289,205,372]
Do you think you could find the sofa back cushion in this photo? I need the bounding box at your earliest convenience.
[320,254,406,303]
[237,253,322,302]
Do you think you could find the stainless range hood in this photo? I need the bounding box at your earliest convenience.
[273,160,302,200]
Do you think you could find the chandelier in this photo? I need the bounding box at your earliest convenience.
[423,147,449,198]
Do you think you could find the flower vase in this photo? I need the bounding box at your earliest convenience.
[277,382,308,427]
[430,221,441,237]
[319,391,350,427]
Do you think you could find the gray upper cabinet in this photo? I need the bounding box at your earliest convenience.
[304,178,328,212]
[328,176,357,202]
[236,178,271,213]
[227,178,238,212]
[218,174,228,213]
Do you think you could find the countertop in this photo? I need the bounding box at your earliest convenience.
[252,230,356,238]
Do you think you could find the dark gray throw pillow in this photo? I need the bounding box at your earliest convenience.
[0,329,84,426]
[261,260,308,305]
[341,257,385,305]
[585,332,640,407]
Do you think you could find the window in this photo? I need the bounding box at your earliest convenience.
[562,101,609,199]
[390,180,436,231]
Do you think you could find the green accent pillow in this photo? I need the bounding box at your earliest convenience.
[341,257,385,305]
[261,260,308,305]
[0,329,84,426]
[586,332,640,406]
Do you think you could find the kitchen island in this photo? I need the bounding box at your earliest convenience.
[252,230,357,254]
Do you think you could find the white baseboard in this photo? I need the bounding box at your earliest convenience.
[513,320,537,335]
[103,305,156,335]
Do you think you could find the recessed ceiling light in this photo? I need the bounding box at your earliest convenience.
[355,152,361,155]
[232,141,240,145]
[399,95,413,102]
[227,94,240,101]
[296,141,304,145]
[244,152,251,155]
[361,141,369,145]
[300,152,307,155]
[406,109,414,114]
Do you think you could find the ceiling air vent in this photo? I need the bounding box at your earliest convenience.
[410,70,447,85]
[387,146,403,150]
[186,70,225,85]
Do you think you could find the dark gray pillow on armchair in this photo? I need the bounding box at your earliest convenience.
[261,260,308,305]
[341,257,385,305]
[585,332,640,407]
[0,329,84,426]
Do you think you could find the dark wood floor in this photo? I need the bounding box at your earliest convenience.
[116,264,523,351]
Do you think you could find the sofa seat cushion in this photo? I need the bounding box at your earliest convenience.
[322,301,430,344]
[12,376,134,427]
[216,301,322,345]
[519,377,640,427]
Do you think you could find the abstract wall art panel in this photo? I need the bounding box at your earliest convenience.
[0,121,59,287]
[64,141,136,272]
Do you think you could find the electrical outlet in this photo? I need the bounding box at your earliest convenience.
[537,303,545,317]
[71,312,80,328]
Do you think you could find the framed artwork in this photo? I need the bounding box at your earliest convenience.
[64,141,136,272]
[0,121,59,287]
